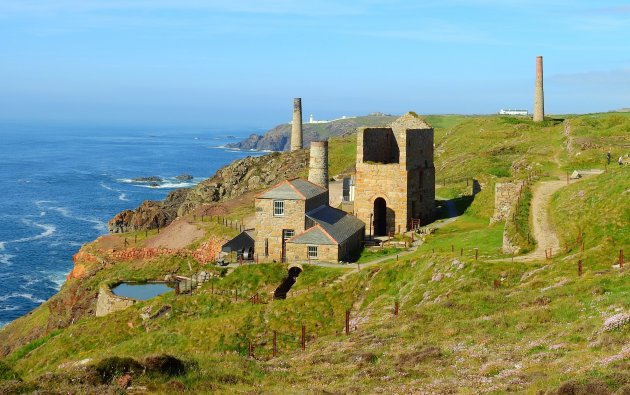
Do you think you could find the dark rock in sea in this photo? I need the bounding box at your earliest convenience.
[175,174,193,181]
[132,176,163,183]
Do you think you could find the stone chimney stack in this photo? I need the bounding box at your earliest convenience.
[308,140,329,190]
[533,56,545,122]
[291,98,303,151]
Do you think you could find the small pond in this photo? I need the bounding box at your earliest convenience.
[111,282,174,300]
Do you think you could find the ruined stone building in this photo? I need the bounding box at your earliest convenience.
[354,112,435,236]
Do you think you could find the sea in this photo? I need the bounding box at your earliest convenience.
[0,123,266,328]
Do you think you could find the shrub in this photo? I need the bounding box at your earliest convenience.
[93,357,143,383]
[143,354,187,377]
[0,361,20,381]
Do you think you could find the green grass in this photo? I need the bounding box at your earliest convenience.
[2,113,630,393]
[550,165,630,261]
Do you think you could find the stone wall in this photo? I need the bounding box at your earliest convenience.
[492,182,521,223]
[95,285,135,317]
[254,198,306,262]
[354,113,435,234]
[285,243,338,263]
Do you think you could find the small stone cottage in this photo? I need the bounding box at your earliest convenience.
[253,178,364,263]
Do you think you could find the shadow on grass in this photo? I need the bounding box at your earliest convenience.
[435,195,474,220]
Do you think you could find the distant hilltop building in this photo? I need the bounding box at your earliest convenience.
[499,109,529,116]
[290,114,356,125]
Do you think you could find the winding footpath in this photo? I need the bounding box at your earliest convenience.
[510,180,564,262]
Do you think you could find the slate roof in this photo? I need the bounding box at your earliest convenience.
[257,178,328,200]
[287,205,364,245]
[286,225,336,245]
[222,229,256,252]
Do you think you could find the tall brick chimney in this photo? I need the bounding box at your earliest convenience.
[308,140,328,190]
[533,56,544,122]
[291,98,303,151]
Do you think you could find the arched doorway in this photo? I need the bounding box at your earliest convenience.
[373,197,387,236]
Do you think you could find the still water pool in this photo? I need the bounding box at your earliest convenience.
[111,283,173,300]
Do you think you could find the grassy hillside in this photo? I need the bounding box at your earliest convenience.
[1,113,629,393]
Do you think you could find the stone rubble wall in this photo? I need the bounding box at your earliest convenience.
[491,182,520,223]
[95,285,135,317]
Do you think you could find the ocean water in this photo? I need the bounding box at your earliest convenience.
[0,123,265,327]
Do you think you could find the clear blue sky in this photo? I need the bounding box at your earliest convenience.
[1,0,629,129]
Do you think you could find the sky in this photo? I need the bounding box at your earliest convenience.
[0,0,629,129]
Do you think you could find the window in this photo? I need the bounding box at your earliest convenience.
[273,200,284,216]
[283,229,295,239]
[308,246,318,259]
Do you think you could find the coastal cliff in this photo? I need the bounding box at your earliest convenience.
[226,114,397,151]
[107,150,310,233]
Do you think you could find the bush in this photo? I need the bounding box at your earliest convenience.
[0,361,20,381]
[143,354,187,377]
[93,357,143,383]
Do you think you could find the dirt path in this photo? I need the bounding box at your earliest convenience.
[510,180,565,262]
[506,170,603,262]
[144,218,205,249]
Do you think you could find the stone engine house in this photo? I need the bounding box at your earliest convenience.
[354,112,435,236]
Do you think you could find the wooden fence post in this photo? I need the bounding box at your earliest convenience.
[394,301,399,317]
[301,325,306,351]
[273,331,277,358]
[475,248,478,260]
[620,249,624,269]
[578,260,582,276]
[345,310,350,335]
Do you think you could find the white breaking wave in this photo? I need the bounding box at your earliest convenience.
[46,271,68,290]
[133,182,196,189]
[0,254,13,265]
[35,202,108,233]
[0,292,46,304]
[12,220,56,243]
[0,241,4,250]
[118,193,129,201]
[99,182,115,191]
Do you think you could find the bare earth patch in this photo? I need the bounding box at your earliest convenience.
[144,218,205,249]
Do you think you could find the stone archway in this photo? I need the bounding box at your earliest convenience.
[373,197,387,236]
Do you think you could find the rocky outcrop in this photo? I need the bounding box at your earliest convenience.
[108,188,190,233]
[227,115,398,151]
[178,150,309,216]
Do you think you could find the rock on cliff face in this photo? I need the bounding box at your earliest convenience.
[227,115,398,151]
[108,188,190,233]
[108,150,309,233]
[178,149,309,216]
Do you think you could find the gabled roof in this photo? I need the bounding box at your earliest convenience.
[221,229,256,253]
[286,224,337,246]
[257,178,328,200]
[304,205,365,244]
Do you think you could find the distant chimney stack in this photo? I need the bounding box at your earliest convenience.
[291,98,303,151]
[533,56,544,122]
[308,140,328,190]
